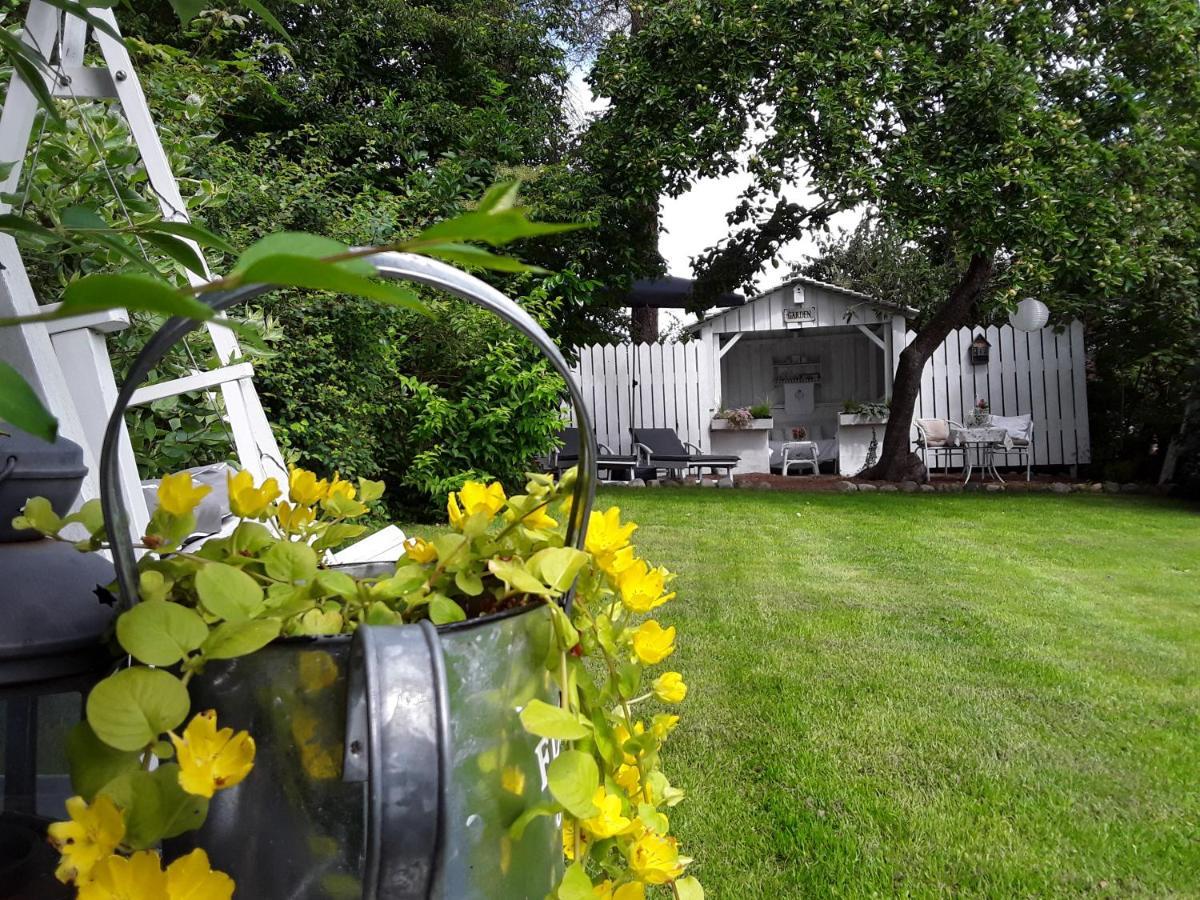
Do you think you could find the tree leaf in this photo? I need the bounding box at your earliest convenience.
[476,181,522,214]
[237,0,292,42]
[202,617,281,660]
[237,255,425,314]
[138,219,236,255]
[86,667,191,751]
[137,231,208,277]
[233,232,368,274]
[60,273,213,320]
[0,213,59,243]
[414,208,585,248]
[0,360,57,441]
[194,562,264,623]
[0,30,61,122]
[66,722,141,801]
[116,601,209,666]
[519,698,592,740]
[546,750,599,818]
[422,242,547,273]
[166,0,208,25]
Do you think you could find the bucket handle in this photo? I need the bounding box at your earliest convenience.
[98,250,599,612]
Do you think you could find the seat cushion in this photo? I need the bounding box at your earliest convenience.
[917,418,950,444]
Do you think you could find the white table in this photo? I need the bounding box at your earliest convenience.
[950,426,1010,484]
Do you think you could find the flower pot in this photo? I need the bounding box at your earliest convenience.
[168,600,560,899]
[98,253,601,900]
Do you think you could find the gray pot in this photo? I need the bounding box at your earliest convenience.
[0,428,87,542]
[171,602,560,899]
[99,253,602,899]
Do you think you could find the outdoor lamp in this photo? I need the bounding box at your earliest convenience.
[1010,297,1050,332]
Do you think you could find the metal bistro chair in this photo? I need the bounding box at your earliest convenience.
[987,414,1035,482]
[914,418,965,474]
[779,440,819,476]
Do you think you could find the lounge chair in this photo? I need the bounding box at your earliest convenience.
[630,428,740,481]
[550,428,639,482]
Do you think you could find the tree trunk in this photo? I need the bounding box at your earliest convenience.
[862,252,995,481]
[631,306,659,343]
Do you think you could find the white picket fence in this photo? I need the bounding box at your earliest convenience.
[910,321,1090,466]
[567,320,1091,467]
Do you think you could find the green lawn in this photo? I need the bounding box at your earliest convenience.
[598,490,1200,898]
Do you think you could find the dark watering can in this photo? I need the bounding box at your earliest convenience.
[97,252,600,899]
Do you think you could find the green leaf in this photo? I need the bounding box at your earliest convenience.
[431,533,469,571]
[237,255,425,314]
[414,208,585,248]
[528,547,589,592]
[0,360,57,441]
[262,541,318,586]
[166,0,208,25]
[454,569,484,597]
[138,571,173,603]
[230,521,276,555]
[13,496,61,535]
[546,750,599,818]
[0,30,61,122]
[202,617,281,660]
[429,594,466,625]
[233,232,368,274]
[137,231,208,276]
[116,601,209,666]
[0,213,59,243]
[547,603,580,651]
[61,206,111,231]
[66,722,141,801]
[422,242,547,274]
[100,764,208,849]
[314,569,358,599]
[507,803,559,841]
[194,562,265,623]
[139,219,236,255]
[488,559,552,596]
[61,498,105,535]
[238,0,292,42]
[555,862,593,900]
[675,877,705,900]
[86,667,191,751]
[60,274,213,320]
[519,699,592,740]
[476,181,522,214]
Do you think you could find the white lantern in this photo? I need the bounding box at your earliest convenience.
[1010,297,1050,332]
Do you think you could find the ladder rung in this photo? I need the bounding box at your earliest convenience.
[128,362,254,407]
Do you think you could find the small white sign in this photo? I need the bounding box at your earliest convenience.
[782,306,816,328]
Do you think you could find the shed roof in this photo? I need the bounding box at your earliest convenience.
[688,274,917,334]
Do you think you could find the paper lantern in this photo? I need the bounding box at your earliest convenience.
[1010,297,1050,332]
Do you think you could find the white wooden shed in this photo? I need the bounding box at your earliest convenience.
[689,276,915,471]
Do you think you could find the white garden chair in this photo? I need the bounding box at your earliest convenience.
[914,418,965,474]
[987,414,1034,481]
[780,440,819,476]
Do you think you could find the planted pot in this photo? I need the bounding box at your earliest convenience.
[95,253,601,899]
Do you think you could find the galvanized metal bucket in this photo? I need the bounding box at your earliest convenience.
[98,253,599,899]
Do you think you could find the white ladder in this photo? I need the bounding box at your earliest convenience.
[0,0,287,537]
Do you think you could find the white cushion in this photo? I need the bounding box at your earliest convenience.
[917,418,950,445]
[989,414,1032,442]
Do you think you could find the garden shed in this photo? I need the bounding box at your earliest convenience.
[568,275,1092,475]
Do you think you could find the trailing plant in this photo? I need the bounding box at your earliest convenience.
[841,399,889,420]
[714,407,753,429]
[19,466,700,898]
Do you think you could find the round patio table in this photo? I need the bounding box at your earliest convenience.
[950,425,1009,484]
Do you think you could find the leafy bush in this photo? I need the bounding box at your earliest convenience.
[749,403,772,419]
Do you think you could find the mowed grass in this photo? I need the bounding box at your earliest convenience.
[596,490,1200,898]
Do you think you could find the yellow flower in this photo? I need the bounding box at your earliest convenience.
[500,765,526,796]
[651,713,680,741]
[169,710,255,798]
[165,849,234,900]
[276,501,315,533]
[614,763,641,795]
[581,787,633,839]
[515,503,557,531]
[78,851,166,900]
[447,480,507,528]
[321,473,368,515]
[403,536,437,564]
[157,472,211,518]
[631,621,676,665]
[47,795,125,885]
[585,507,637,574]
[227,469,281,519]
[617,559,675,613]
[325,474,356,503]
[594,881,646,900]
[628,831,685,884]
[288,466,329,505]
[652,672,687,704]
